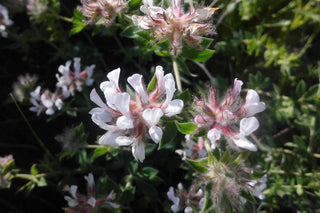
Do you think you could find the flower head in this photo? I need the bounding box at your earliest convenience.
[26,0,47,18]
[89,66,183,162]
[12,73,38,102]
[176,135,207,160]
[63,173,119,213]
[133,0,217,56]
[167,183,204,212]
[194,79,266,151]
[0,155,15,189]
[78,0,127,25]
[0,4,13,37]
[29,85,70,116]
[56,57,95,96]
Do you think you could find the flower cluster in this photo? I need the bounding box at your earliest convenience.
[194,79,266,151]
[199,157,267,212]
[0,4,13,37]
[29,85,70,116]
[63,173,119,213]
[0,155,14,189]
[89,65,183,162]
[167,183,204,213]
[176,135,207,160]
[77,0,127,25]
[56,57,95,96]
[133,0,217,56]
[26,0,47,18]
[12,73,38,102]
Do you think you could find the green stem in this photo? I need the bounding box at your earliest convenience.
[172,58,182,92]
[10,94,58,164]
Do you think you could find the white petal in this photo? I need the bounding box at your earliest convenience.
[240,117,259,136]
[89,108,113,123]
[116,115,134,129]
[107,68,121,89]
[165,78,176,103]
[233,137,257,151]
[116,136,134,146]
[69,185,78,198]
[132,141,145,162]
[149,126,163,143]
[87,197,96,207]
[207,128,221,147]
[245,90,266,116]
[167,187,178,203]
[127,74,149,104]
[73,57,81,77]
[64,196,78,207]
[100,81,117,108]
[184,207,193,213]
[142,108,163,126]
[84,173,95,187]
[90,89,106,109]
[114,93,131,116]
[99,131,122,146]
[164,99,183,117]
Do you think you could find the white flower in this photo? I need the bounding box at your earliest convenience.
[90,66,183,162]
[232,117,259,151]
[167,187,180,213]
[0,4,13,38]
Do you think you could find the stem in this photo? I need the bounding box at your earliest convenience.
[193,61,217,86]
[172,58,182,92]
[10,94,58,164]
[86,145,106,149]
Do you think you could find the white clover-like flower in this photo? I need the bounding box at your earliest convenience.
[78,0,127,25]
[194,79,266,151]
[29,85,70,116]
[133,0,217,56]
[0,4,13,38]
[56,57,95,96]
[89,66,184,162]
[26,0,47,18]
[176,135,207,160]
[63,173,119,213]
[167,183,204,213]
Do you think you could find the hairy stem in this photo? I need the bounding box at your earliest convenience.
[172,58,182,92]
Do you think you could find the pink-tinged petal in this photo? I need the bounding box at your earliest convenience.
[240,117,259,136]
[98,131,122,146]
[116,136,134,146]
[114,92,131,116]
[107,68,121,90]
[207,128,221,149]
[164,99,183,117]
[89,109,115,131]
[55,99,63,110]
[127,74,149,104]
[233,137,257,151]
[142,108,163,126]
[132,141,145,162]
[149,126,163,143]
[116,115,134,129]
[232,78,243,96]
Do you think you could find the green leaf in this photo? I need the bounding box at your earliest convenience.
[35,177,47,187]
[175,122,198,134]
[175,89,191,105]
[128,0,142,11]
[240,190,256,203]
[212,148,220,161]
[181,48,215,62]
[186,158,208,173]
[30,164,38,176]
[147,73,157,92]
[120,25,140,38]
[91,147,109,161]
[70,9,86,35]
[220,149,231,163]
[296,80,306,97]
[159,121,177,148]
[128,161,139,175]
[140,167,159,180]
[66,109,77,117]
